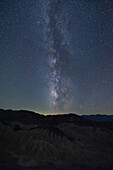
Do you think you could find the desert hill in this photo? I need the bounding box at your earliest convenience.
[0,109,113,170]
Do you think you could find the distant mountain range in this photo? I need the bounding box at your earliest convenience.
[0,108,113,129]
[82,114,113,122]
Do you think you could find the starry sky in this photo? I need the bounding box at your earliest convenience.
[0,0,113,115]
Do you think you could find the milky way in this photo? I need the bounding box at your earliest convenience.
[42,0,73,111]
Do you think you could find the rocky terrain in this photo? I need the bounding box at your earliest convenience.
[0,109,113,170]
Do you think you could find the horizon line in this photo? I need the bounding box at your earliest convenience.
[0,108,113,116]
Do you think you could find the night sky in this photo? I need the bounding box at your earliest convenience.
[0,0,113,115]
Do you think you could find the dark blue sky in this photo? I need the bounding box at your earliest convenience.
[0,0,113,114]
